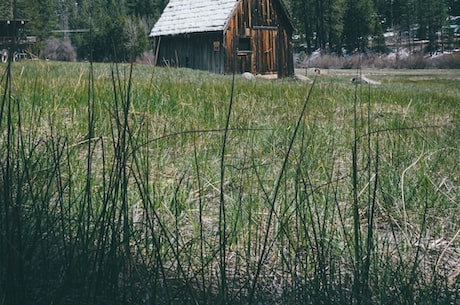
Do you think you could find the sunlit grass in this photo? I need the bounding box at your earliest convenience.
[1,60,459,304]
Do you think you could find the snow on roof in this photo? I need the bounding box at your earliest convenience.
[150,0,240,37]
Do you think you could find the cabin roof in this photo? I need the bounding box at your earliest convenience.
[149,0,239,37]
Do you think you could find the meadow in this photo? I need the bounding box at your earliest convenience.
[0,60,459,305]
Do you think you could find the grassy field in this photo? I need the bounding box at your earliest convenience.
[1,61,459,305]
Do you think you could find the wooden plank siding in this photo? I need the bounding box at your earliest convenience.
[153,0,294,77]
[155,32,225,74]
[224,0,294,76]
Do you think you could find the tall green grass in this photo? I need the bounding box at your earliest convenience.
[1,60,459,305]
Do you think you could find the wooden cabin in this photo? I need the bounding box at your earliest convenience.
[150,0,295,77]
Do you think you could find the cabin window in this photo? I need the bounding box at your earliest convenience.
[213,41,220,52]
[238,36,251,53]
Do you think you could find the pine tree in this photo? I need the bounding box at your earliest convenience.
[71,0,155,61]
[0,0,28,19]
[325,0,346,54]
[26,0,59,47]
[449,0,460,15]
[416,0,448,53]
[0,0,13,19]
[290,0,347,54]
[291,0,315,53]
[342,0,377,52]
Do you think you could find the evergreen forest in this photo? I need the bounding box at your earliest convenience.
[1,0,459,61]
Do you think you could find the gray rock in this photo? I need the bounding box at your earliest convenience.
[241,72,256,80]
[351,75,381,85]
[294,74,313,83]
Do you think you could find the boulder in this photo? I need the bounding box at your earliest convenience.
[241,72,256,80]
[294,74,313,83]
[351,75,381,85]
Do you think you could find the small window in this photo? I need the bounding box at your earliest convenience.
[238,36,251,52]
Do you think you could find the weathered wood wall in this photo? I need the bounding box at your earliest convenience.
[224,0,294,76]
[155,32,225,74]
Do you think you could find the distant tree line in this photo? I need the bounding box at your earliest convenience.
[0,0,459,61]
[287,0,460,54]
[0,0,168,61]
